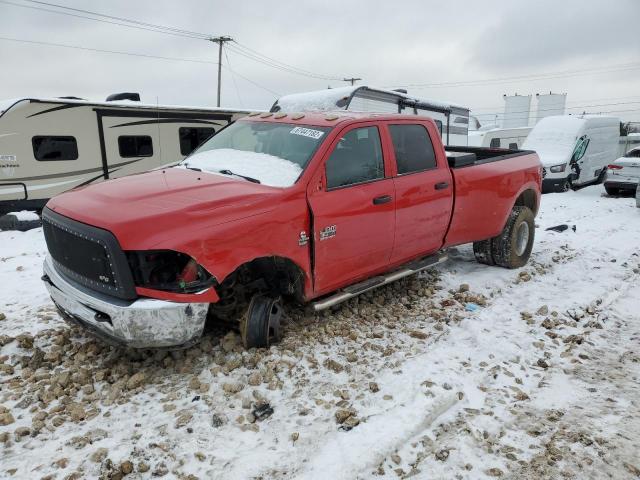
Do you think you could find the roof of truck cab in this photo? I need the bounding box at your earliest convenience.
[239,111,440,127]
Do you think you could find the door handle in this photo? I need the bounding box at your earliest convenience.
[372,195,392,205]
[434,182,449,190]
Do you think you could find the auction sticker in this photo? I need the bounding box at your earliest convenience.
[290,127,325,139]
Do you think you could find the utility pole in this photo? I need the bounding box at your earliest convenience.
[209,36,233,107]
[343,77,362,86]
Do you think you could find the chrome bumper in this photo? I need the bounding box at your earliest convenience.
[43,256,209,348]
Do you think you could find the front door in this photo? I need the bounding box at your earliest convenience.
[307,124,395,295]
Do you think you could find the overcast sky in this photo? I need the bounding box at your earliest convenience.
[1,0,639,122]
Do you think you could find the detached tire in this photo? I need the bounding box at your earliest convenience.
[241,294,283,349]
[491,206,535,269]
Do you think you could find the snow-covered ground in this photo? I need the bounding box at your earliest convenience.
[1,185,639,479]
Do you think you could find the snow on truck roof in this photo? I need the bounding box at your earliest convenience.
[0,97,255,117]
[271,86,469,115]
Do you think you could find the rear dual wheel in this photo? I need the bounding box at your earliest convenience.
[473,206,535,269]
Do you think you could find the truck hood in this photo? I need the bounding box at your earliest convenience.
[46,168,286,249]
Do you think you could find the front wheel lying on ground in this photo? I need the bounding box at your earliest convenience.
[240,294,283,349]
[473,206,535,269]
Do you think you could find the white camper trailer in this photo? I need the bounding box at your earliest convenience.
[0,96,251,214]
[522,115,620,193]
[270,86,470,146]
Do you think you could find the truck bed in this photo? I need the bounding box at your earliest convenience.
[443,147,541,247]
[445,146,536,168]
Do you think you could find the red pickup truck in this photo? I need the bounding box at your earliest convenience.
[41,112,541,349]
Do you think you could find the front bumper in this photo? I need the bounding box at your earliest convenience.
[542,176,568,193]
[604,178,639,191]
[43,256,209,348]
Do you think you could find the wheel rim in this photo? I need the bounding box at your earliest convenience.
[515,222,530,256]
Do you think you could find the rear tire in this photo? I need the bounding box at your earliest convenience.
[240,294,283,349]
[473,239,495,265]
[491,206,535,269]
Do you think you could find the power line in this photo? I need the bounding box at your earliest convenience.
[226,43,344,81]
[0,35,282,99]
[230,42,345,81]
[0,0,208,39]
[21,0,212,37]
[472,108,640,122]
[386,62,640,89]
[223,46,244,108]
[0,36,218,64]
[4,0,352,82]
[220,61,281,97]
[470,101,640,118]
[471,95,640,112]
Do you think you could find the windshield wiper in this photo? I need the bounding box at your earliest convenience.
[217,169,261,184]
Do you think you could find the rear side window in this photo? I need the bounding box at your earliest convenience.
[325,126,384,189]
[389,124,437,174]
[118,136,153,158]
[32,136,78,161]
[179,127,216,156]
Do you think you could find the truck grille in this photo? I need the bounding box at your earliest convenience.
[42,208,137,300]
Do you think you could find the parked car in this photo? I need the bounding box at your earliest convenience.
[604,147,640,195]
[522,115,619,193]
[0,95,251,216]
[41,112,541,349]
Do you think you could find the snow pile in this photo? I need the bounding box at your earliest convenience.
[274,86,355,112]
[7,210,40,221]
[182,148,303,187]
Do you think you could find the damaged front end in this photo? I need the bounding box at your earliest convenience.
[41,208,215,348]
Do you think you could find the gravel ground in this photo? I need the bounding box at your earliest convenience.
[1,185,639,480]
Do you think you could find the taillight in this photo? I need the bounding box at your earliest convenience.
[608,164,623,170]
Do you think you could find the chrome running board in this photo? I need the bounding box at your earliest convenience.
[311,251,448,311]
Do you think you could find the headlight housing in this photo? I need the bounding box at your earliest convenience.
[549,163,567,173]
[126,250,216,294]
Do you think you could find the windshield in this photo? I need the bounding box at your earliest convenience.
[182,121,330,187]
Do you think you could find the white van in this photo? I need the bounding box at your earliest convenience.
[468,126,532,150]
[522,115,620,193]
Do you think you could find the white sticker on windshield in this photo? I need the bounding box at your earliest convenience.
[290,126,325,140]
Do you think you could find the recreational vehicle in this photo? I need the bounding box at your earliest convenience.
[0,96,251,215]
[522,115,619,193]
[468,126,532,149]
[270,86,470,146]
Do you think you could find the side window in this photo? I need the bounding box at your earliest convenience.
[389,124,437,175]
[32,136,78,161]
[118,136,153,158]
[179,127,216,156]
[325,126,384,189]
[490,138,501,148]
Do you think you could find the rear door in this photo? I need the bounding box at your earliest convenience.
[307,123,395,295]
[386,121,453,264]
